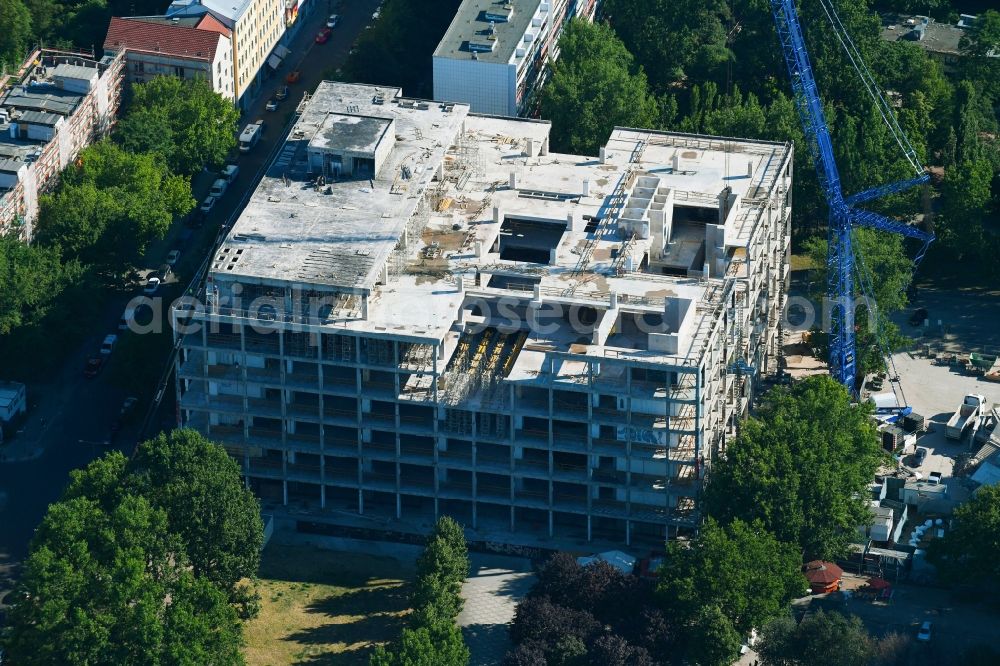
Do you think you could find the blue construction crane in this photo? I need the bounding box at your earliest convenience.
[769,0,935,393]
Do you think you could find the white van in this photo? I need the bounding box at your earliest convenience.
[209,178,228,198]
[119,306,136,330]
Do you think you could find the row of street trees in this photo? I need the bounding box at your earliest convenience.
[1,429,264,664]
[0,77,237,380]
[371,516,471,666]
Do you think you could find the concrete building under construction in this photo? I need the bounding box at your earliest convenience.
[174,81,792,548]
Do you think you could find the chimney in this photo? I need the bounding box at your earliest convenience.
[539,137,549,156]
[509,170,517,190]
[525,138,534,157]
[582,179,590,197]
[493,205,501,223]
[475,240,484,257]
[457,276,465,292]
[747,160,754,177]
[609,292,618,309]
[599,146,607,164]
[672,154,681,172]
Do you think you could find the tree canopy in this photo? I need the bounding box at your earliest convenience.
[927,483,1000,587]
[2,430,263,663]
[0,234,80,335]
[0,0,32,69]
[36,140,193,275]
[4,491,244,665]
[756,610,891,666]
[657,518,804,639]
[117,77,240,175]
[704,375,883,560]
[371,516,470,666]
[539,19,660,155]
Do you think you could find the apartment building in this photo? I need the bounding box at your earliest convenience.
[0,49,125,239]
[167,0,285,108]
[174,82,792,548]
[104,16,235,102]
[433,0,598,117]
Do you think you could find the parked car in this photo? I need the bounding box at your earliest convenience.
[100,334,118,355]
[166,249,180,266]
[187,211,204,229]
[200,195,216,214]
[916,621,932,642]
[326,14,340,27]
[144,276,161,295]
[209,178,228,198]
[909,307,928,327]
[265,98,279,111]
[84,355,103,378]
[222,164,239,183]
[315,27,332,44]
[914,446,928,466]
[274,85,289,101]
[286,70,301,84]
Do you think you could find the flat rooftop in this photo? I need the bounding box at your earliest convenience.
[208,83,792,373]
[434,0,542,64]
[214,82,469,295]
[880,14,964,55]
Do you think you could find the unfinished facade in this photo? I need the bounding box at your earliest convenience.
[175,82,792,548]
[0,49,125,239]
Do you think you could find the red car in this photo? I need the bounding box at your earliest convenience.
[84,355,103,378]
[315,27,331,44]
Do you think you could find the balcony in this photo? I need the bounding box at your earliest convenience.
[286,432,321,453]
[477,483,511,502]
[247,457,284,479]
[515,428,548,447]
[552,462,587,482]
[324,437,357,456]
[592,468,626,484]
[476,455,510,474]
[514,457,549,478]
[286,463,322,483]
[513,487,548,508]
[361,471,396,492]
[246,398,282,419]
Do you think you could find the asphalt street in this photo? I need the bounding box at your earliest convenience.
[0,0,381,612]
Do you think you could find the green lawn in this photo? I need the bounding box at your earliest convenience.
[243,544,413,666]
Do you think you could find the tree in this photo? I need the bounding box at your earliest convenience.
[509,596,602,650]
[117,77,239,175]
[0,235,79,335]
[369,618,469,666]
[657,519,804,637]
[37,141,193,275]
[757,610,873,666]
[927,484,1000,586]
[683,605,742,666]
[374,516,470,666]
[339,0,463,99]
[3,494,244,665]
[602,0,732,90]
[704,375,884,559]
[0,0,32,69]
[588,634,653,666]
[540,19,659,155]
[64,429,264,598]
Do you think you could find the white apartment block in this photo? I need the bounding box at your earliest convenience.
[0,50,125,239]
[174,82,792,548]
[104,16,235,102]
[168,0,285,108]
[434,0,598,117]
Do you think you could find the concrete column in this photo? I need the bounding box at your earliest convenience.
[509,171,517,190]
[582,179,590,197]
[493,205,501,224]
[599,146,607,164]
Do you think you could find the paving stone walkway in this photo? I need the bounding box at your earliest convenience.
[458,553,536,666]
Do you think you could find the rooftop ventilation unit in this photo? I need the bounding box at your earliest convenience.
[468,41,496,53]
[485,8,511,22]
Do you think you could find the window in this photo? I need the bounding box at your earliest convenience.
[174,66,186,77]
[134,61,144,73]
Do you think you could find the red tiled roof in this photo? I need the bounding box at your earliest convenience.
[195,13,232,37]
[104,16,227,63]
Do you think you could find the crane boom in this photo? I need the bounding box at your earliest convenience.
[768,0,934,393]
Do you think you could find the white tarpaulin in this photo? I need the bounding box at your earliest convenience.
[576,550,636,574]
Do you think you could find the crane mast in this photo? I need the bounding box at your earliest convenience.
[768,0,934,393]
